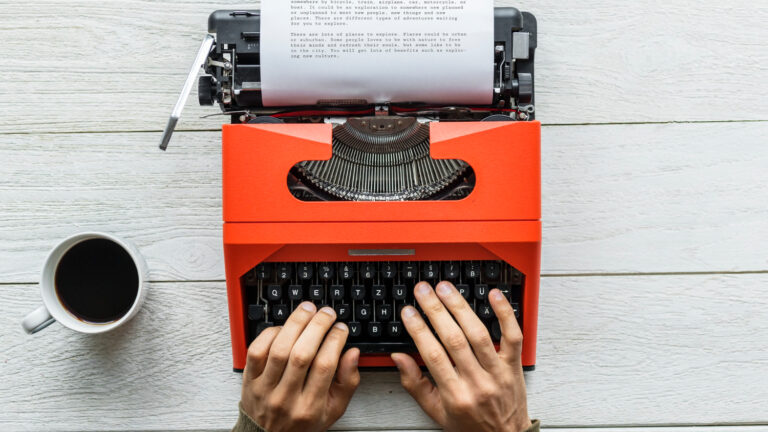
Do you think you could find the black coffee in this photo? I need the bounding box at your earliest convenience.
[55,238,139,323]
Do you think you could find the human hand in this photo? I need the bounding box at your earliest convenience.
[240,302,361,432]
[392,281,532,432]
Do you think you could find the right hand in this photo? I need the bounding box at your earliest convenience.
[392,281,532,432]
[240,302,361,432]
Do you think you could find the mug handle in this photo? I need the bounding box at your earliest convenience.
[22,305,56,334]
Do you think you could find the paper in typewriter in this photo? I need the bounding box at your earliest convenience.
[260,0,494,107]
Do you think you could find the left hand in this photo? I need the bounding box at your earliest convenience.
[240,302,361,432]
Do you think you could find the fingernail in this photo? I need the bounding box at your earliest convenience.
[415,283,431,295]
[491,290,504,302]
[436,282,452,296]
[334,322,348,331]
[320,306,336,316]
[390,354,402,368]
[301,302,316,312]
[402,306,417,319]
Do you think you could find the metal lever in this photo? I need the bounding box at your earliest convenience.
[159,34,216,151]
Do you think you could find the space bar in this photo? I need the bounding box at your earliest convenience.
[346,342,417,353]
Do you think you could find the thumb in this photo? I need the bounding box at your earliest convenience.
[328,348,361,419]
[391,353,446,425]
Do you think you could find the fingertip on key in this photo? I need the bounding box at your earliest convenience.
[300,301,317,312]
[401,306,417,319]
[435,282,452,296]
[490,289,505,302]
[415,282,431,295]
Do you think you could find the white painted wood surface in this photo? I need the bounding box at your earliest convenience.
[1,0,767,431]
[0,0,767,134]
[3,274,768,431]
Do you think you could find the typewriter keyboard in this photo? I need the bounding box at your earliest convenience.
[243,261,524,353]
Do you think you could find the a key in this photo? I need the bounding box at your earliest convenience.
[298,264,314,281]
[475,284,489,300]
[464,262,482,279]
[442,262,459,280]
[478,303,493,319]
[356,304,372,321]
[368,322,383,337]
[287,285,303,301]
[377,304,393,321]
[255,263,272,280]
[510,269,523,285]
[350,285,365,301]
[392,285,407,300]
[276,264,293,281]
[330,285,344,301]
[402,263,417,280]
[422,262,438,280]
[497,283,512,300]
[456,284,471,300]
[381,263,396,279]
[309,285,323,301]
[267,284,282,301]
[244,269,258,286]
[318,263,335,281]
[372,285,386,301]
[491,320,502,341]
[340,263,355,280]
[348,321,362,337]
[335,304,351,320]
[483,261,501,281]
[255,322,273,338]
[272,304,289,321]
[387,321,403,337]
[361,263,377,280]
[248,304,265,321]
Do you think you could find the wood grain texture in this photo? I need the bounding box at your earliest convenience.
[0,0,767,134]
[1,122,766,283]
[2,274,768,431]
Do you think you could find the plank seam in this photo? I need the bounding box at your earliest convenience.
[0,119,766,137]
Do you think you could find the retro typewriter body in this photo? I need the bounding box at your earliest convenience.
[162,7,540,371]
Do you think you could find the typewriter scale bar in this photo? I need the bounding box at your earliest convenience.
[243,261,524,355]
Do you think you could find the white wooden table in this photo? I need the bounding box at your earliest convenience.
[1,1,767,431]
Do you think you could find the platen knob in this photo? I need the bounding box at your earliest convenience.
[198,75,216,106]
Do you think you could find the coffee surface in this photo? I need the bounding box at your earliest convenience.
[55,239,139,323]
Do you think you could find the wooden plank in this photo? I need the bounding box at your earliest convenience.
[1,1,767,134]
[2,274,768,431]
[1,122,766,283]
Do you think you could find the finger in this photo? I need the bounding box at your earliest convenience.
[261,301,318,387]
[413,282,481,376]
[391,353,446,425]
[400,305,458,388]
[279,306,338,391]
[434,281,499,371]
[304,322,349,398]
[489,289,524,366]
[244,326,281,380]
[328,348,361,420]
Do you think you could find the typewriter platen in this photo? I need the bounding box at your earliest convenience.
[161,7,540,371]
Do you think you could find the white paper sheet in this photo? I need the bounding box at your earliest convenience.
[260,0,494,107]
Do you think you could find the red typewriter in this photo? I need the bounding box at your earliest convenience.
[161,7,540,371]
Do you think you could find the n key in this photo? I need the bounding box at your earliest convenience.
[387,322,403,337]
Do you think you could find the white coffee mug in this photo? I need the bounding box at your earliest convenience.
[21,232,148,334]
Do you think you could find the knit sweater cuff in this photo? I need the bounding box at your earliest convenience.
[526,419,541,432]
[231,403,266,432]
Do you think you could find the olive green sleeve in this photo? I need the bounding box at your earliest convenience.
[525,419,541,432]
[231,403,266,432]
